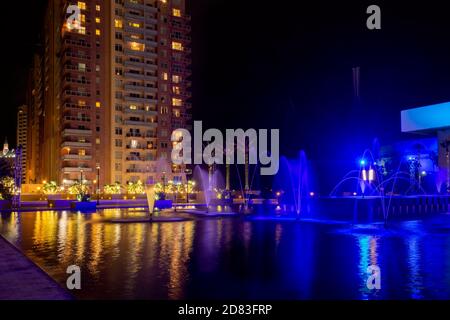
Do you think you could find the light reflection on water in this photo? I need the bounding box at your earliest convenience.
[1,210,450,299]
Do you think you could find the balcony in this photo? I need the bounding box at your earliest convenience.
[123,95,147,103]
[145,16,158,24]
[124,49,157,59]
[124,72,146,80]
[61,141,92,148]
[125,25,144,34]
[125,132,157,138]
[125,12,144,22]
[62,154,92,161]
[62,129,92,136]
[144,28,157,36]
[123,120,157,128]
[62,167,93,173]
[124,83,157,92]
[123,107,158,116]
[63,116,91,123]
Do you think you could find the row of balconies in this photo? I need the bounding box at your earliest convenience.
[125,144,157,150]
[124,25,157,36]
[123,83,158,92]
[64,103,91,110]
[63,116,91,123]
[123,95,158,104]
[123,107,158,115]
[123,119,157,127]
[124,36,157,47]
[124,0,158,13]
[64,77,91,85]
[61,141,92,148]
[62,128,92,136]
[62,154,92,161]
[63,38,91,48]
[125,155,156,162]
[124,49,157,59]
[64,90,91,98]
[125,132,157,138]
[123,59,157,69]
[123,72,158,81]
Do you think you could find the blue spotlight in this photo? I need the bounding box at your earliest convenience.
[360,159,366,166]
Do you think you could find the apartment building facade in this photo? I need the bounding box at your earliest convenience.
[27,0,191,188]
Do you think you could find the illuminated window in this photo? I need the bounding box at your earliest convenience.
[130,105,137,110]
[172,75,181,83]
[129,42,145,51]
[78,100,86,106]
[162,72,168,81]
[96,4,101,11]
[172,98,182,107]
[78,2,86,10]
[96,138,101,145]
[115,19,123,28]
[78,63,86,72]
[172,86,181,94]
[80,14,86,23]
[96,102,101,108]
[78,149,86,156]
[129,22,141,28]
[79,26,86,35]
[131,140,138,148]
[171,41,183,51]
[173,8,181,17]
[96,29,101,36]
[95,17,101,23]
[173,109,181,117]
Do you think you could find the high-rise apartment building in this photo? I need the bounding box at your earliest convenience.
[16,105,28,183]
[27,0,191,188]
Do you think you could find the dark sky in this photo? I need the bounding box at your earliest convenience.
[3,1,450,190]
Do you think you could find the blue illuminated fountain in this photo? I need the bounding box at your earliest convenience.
[273,150,311,218]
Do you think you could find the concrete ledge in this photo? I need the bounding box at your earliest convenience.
[0,235,72,300]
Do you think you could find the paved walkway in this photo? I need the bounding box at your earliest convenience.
[0,236,72,300]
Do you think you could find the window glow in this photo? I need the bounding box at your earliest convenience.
[173,8,181,17]
[171,41,183,51]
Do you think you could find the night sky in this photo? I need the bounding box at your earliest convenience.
[3,1,450,191]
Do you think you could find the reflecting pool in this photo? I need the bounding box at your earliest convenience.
[1,209,450,299]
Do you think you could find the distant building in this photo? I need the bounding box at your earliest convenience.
[401,102,450,191]
[16,105,28,183]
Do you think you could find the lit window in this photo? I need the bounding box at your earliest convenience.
[96,29,101,36]
[172,86,181,94]
[172,75,181,83]
[129,42,145,51]
[173,8,181,17]
[78,63,86,72]
[78,2,86,10]
[96,138,101,145]
[78,100,86,106]
[79,26,86,35]
[96,102,101,108]
[172,98,182,107]
[171,41,183,51]
[78,149,86,156]
[95,17,101,23]
[96,4,101,11]
[130,22,141,28]
[80,14,86,23]
[130,105,137,110]
[131,140,138,148]
[115,19,123,28]
[162,72,168,81]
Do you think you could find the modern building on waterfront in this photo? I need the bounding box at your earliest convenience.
[25,0,191,188]
[401,102,450,191]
